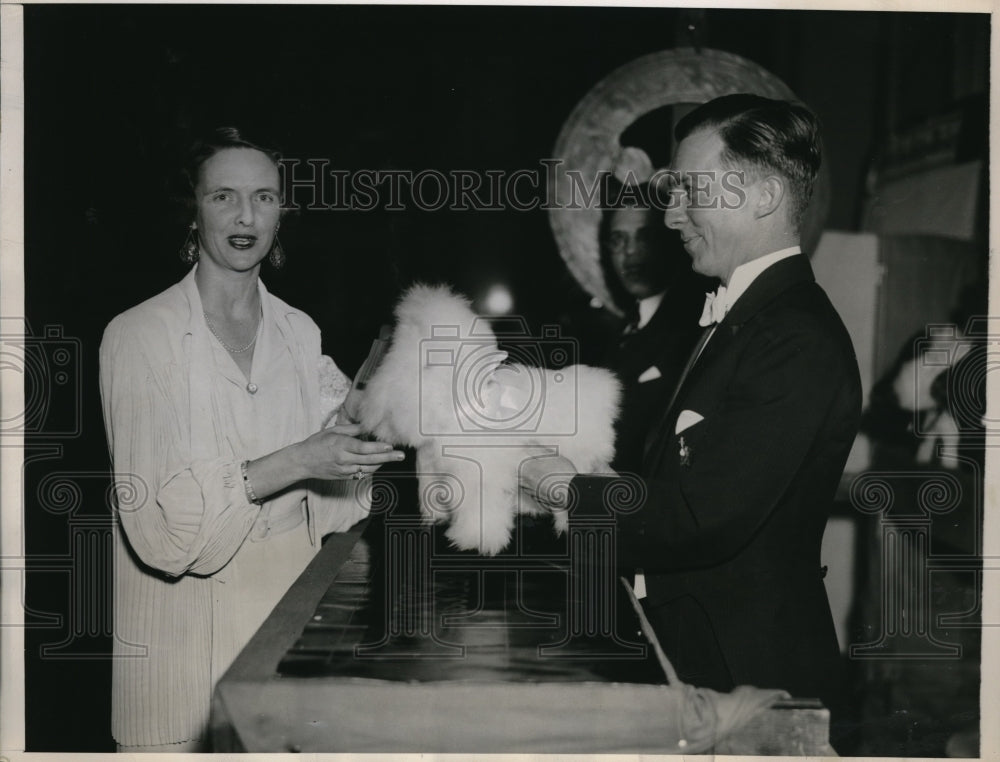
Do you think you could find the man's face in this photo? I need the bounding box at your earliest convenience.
[665,127,755,285]
[606,206,673,299]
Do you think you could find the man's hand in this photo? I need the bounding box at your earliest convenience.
[519,454,578,510]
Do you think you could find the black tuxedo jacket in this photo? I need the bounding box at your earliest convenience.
[574,254,861,708]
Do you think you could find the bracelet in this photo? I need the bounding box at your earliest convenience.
[240,459,262,505]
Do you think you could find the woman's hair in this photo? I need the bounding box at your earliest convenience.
[183,126,283,196]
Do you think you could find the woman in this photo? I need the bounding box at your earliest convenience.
[99,128,403,751]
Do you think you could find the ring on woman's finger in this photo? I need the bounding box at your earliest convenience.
[353,466,365,480]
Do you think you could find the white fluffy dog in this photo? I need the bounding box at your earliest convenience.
[356,284,621,555]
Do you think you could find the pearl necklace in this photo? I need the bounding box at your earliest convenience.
[204,309,261,354]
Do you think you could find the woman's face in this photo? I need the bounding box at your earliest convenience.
[194,147,281,274]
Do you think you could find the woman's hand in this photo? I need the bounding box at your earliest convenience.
[244,425,404,501]
[291,423,404,480]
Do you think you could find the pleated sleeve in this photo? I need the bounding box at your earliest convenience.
[100,316,260,578]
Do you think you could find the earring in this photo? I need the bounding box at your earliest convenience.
[179,222,199,264]
[268,224,285,268]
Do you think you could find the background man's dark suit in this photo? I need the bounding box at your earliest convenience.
[575,253,861,711]
[604,285,705,475]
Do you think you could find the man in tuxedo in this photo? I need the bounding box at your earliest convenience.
[521,94,861,724]
[600,195,706,475]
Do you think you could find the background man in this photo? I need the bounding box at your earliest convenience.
[600,188,706,474]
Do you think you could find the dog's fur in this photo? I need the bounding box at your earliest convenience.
[357,284,620,555]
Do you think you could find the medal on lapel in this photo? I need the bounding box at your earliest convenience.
[678,436,691,466]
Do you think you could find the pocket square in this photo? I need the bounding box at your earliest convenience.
[675,409,704,434]
[637,365,662,383]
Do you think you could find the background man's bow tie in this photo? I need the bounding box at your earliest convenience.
[699,286,729,326]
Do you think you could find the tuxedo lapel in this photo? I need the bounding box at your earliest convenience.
[640,254,816,469]
[640,321,737,468]
[660,326,713,424]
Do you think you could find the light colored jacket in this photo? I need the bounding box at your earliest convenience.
[100,266,366,745]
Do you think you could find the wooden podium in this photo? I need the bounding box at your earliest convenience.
[212,513,833,754]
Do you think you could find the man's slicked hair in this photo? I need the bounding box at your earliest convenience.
[674,94,821,230]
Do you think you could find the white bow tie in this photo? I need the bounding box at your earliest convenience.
[699,287,729,327]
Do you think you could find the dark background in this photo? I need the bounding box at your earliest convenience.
[21,4,989,751]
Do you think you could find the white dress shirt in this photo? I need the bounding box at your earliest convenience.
[720,245,801,316]
[636,291,665,329]
[697,245,802,355]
